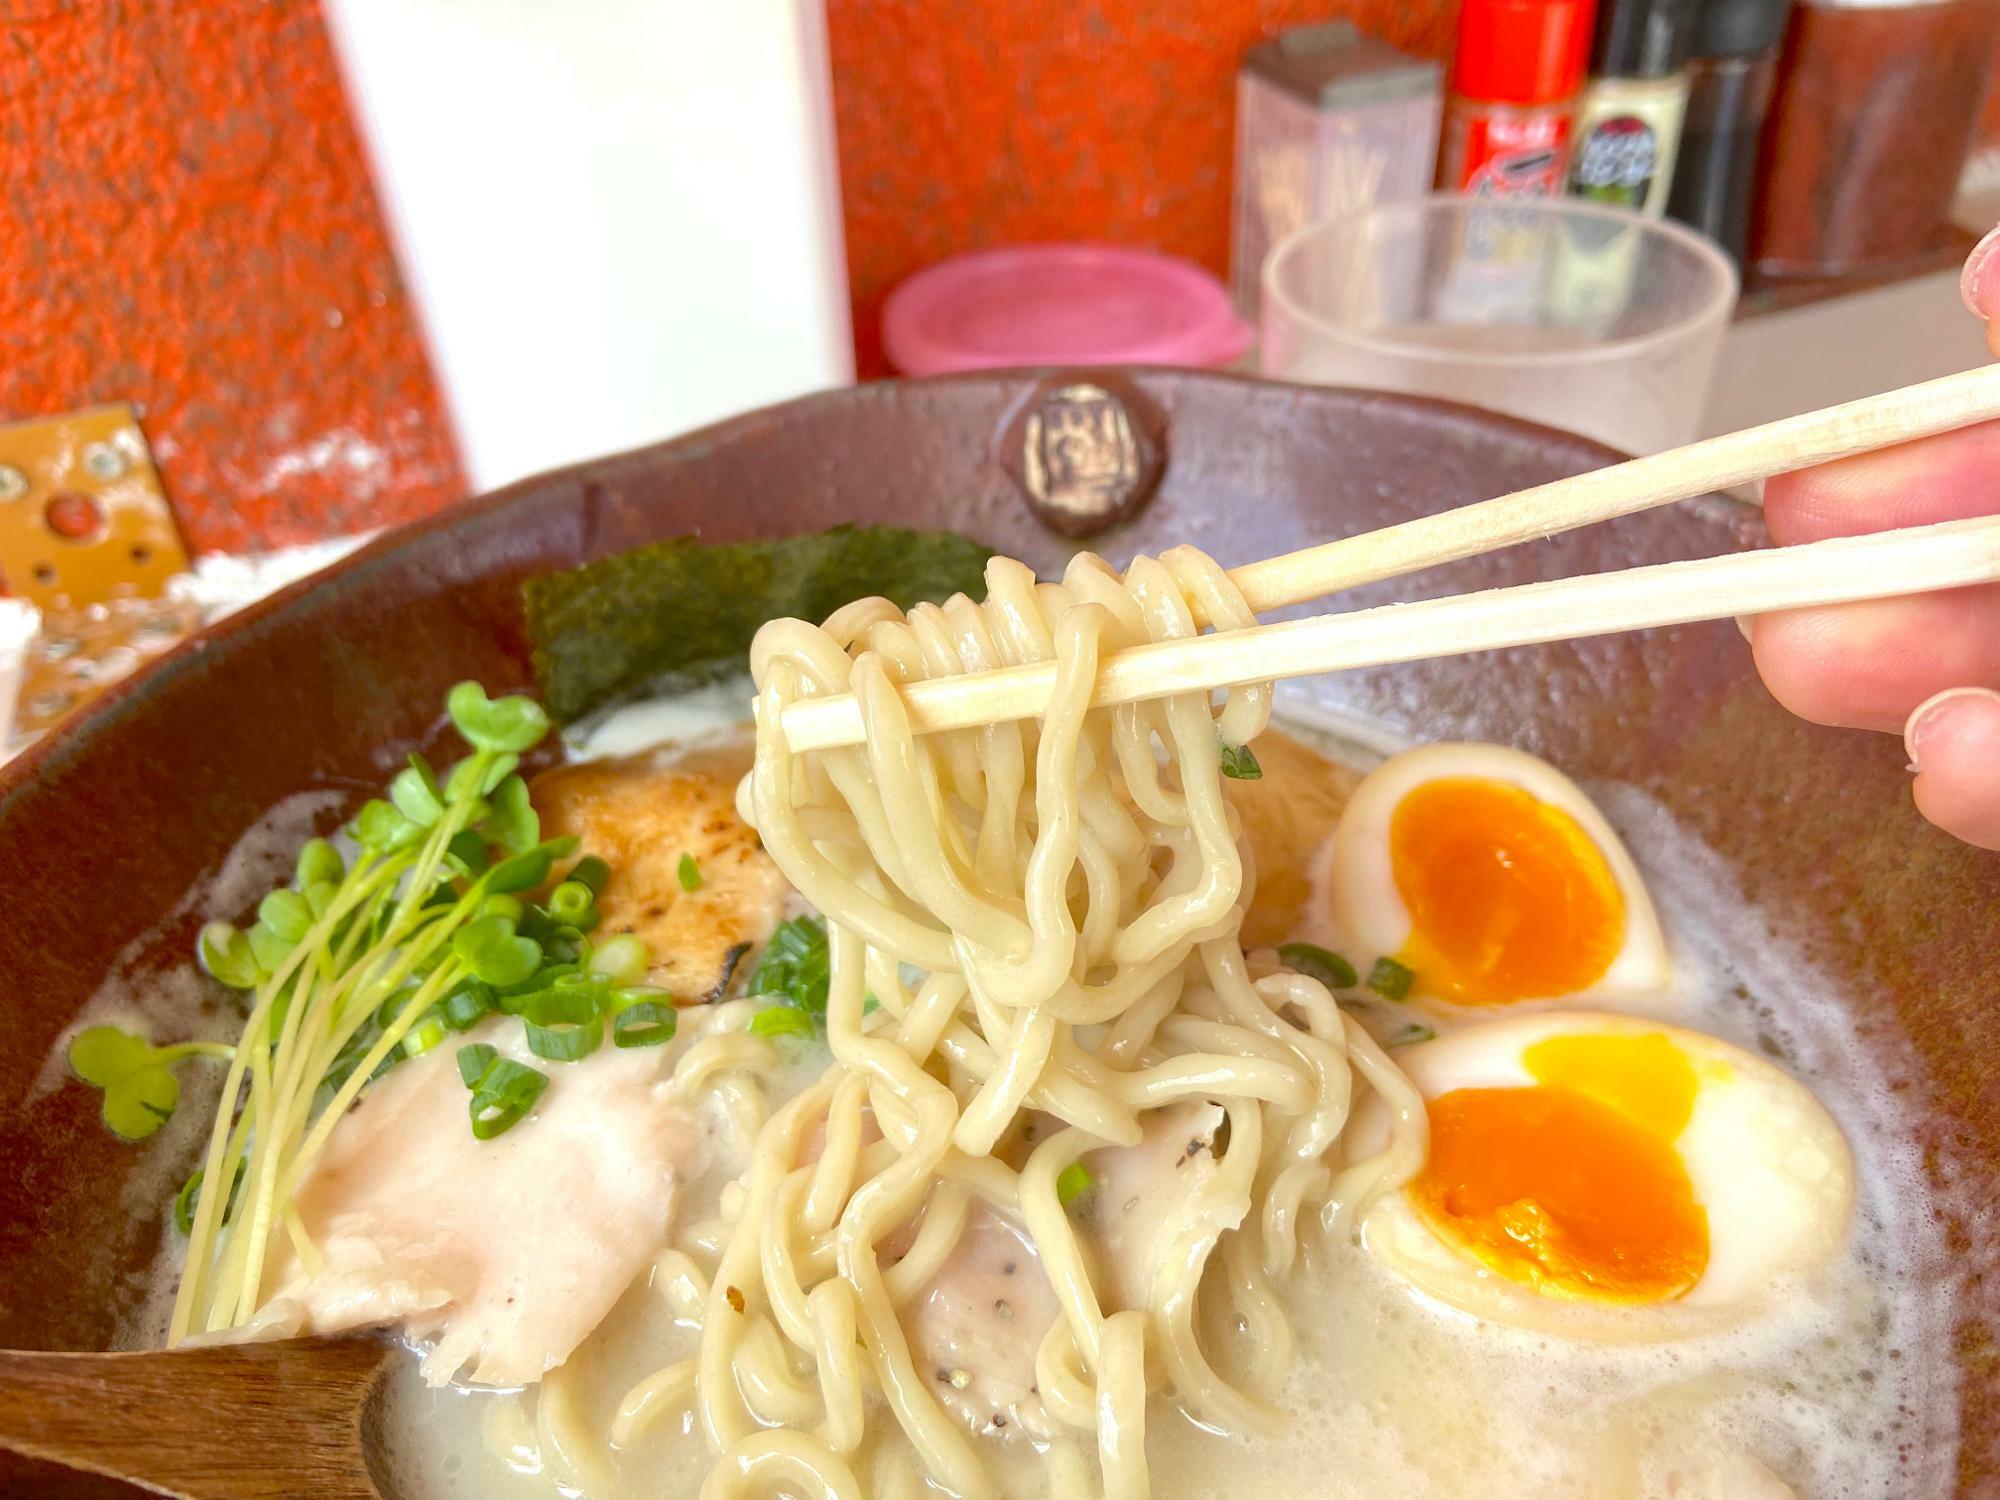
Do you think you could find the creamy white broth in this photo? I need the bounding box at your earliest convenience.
[333,702,1955,1500]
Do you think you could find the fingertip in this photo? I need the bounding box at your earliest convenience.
[1962,222,2000,320]
[1905,687,2000,849]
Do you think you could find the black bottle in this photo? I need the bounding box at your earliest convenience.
[1666,0,1793,267]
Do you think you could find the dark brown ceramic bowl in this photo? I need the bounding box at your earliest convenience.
[0,371,1994,1494]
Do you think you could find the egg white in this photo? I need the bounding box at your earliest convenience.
[1351,1011,1855,1342]
[1322,743,1670,1008]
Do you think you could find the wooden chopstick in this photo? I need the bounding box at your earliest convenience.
[777,515,2000,751]
[1224,363,2000,616]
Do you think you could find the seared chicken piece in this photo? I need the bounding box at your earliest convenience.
[1224,726,1359,948]
[534,741,787,1002]
[269,1020,701,1387]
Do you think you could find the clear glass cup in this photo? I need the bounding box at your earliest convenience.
[1261,194,1739,454]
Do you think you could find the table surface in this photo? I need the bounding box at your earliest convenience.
[1703,270,1988,439]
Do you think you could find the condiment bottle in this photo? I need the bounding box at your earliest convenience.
[1231,22,1445,322]
[1753,0,2000,277]
[1665,0,1792,266]
[1566,0,1698,214]
[1437,0,1597,196]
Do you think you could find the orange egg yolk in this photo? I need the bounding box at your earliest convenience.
[1389,776,1626,1005]
[1408,1033,1709,1304]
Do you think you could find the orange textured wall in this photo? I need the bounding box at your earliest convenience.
[0,3,463,555]
[824,0,1457,378]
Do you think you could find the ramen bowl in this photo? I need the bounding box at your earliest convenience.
[0,370,1993,1495]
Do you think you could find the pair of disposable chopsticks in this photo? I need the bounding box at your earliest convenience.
[779,365,2000,753]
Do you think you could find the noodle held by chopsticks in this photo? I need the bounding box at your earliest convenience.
[635,547,1425,1499]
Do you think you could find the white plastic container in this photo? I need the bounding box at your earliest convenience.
[1230,21,1443,324]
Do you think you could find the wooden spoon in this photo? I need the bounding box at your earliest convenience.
[0,1337,394,1500]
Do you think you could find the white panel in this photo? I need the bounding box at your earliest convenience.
[322,0,852,492]
[1703,272,1986,438]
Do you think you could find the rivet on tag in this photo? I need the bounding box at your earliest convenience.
[0,404,191,612]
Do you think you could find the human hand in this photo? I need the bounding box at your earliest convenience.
[1744,232,2000,850]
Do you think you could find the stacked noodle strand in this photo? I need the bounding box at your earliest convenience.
[620,548,1425,1499]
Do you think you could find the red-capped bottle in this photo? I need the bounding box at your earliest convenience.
[1437,0,1597,195]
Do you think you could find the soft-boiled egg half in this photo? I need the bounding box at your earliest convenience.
[1326,743,1669,1007]
[1354,1012,1854,1341]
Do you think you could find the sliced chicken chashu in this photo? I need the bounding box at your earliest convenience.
[905,1203,1065,1442]
[1082,1100,1243,1316]
[269,1020,702,1387]
[1225,726,1360,948]
[534,740,787,1002]
[904,1104,1243,1441]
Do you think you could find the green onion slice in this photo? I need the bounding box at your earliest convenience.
[677,853,703,892]
[1366,956,1416,1001]
[1056,1161,1095,1206]
[588,934,649,986]
[751,916,832,1015]
[1276,941,1358,991]
[521,979,606,1062]
[457,1042,500,1088]
[442,979,497,1032]
[613,999,678,1049]
[748,1005,815,1042]
[548,880,596,926]
[1218,735,1262,780]
[468,1059,548,1140]
[402,1012,448,1058]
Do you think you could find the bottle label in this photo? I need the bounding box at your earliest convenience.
[1568,115,1661,210]
[1460,113,1570,197]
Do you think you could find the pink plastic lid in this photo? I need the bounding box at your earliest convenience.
[883,245,1255,376]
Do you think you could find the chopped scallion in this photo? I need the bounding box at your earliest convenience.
[748,1005,816,1042]
[587,934,650,986]
[468,1059,548,1139]
[751,916,832,1016]
[1056,1161,1095,1206]
[548,880,597,927]
[457,1043,500,1089]
[521,978,607,1062]
[402,1011,448,1058]
[1276,941,1358,991]
[441,979,497,1032]
[677,853,703,892]
[1218,735,1262,780]
[1366,956,1416,1001]
[612,999,678,1049]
